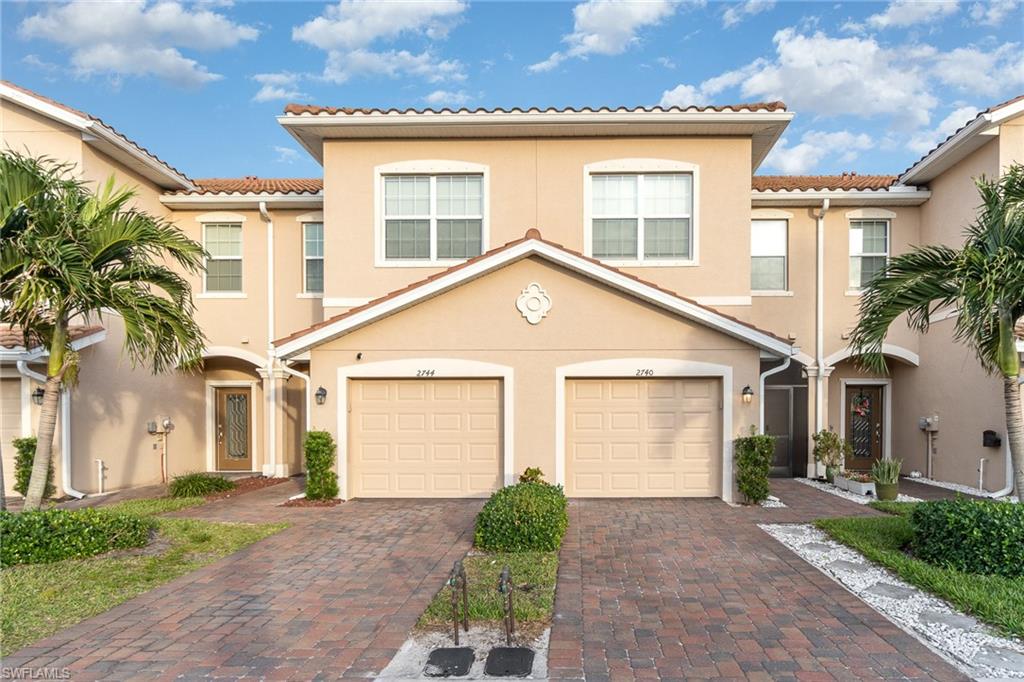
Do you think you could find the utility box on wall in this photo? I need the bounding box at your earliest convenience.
[982,430,1002,448]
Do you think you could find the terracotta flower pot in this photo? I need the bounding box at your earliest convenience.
[875,482,898,501]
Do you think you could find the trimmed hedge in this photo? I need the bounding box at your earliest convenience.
[168,472,235,498]
[911,498,1024,578]
[13,437,55,499]
[304,431,339,500]
[0,508,155,566]
[735,433,775,504]
[474,482,568,552]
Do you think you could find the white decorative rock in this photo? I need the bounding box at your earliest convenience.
[516,282,552,325]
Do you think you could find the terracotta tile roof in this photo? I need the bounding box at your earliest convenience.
[752,173,898,191]
[282,102,788,116]
[0,324,104,350]
[1,80,192,186]
[274,229,791,350]
[172,177,323,196]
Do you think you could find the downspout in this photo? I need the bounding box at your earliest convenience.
[260,200,277,477]
[991,438,1014,498]
[16,361,85,499]
[759,355,792,433]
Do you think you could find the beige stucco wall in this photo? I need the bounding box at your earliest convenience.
[308,256,763,497]
[322,136,754,304]
[1,100,84,169]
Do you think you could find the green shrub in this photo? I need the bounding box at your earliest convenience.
[871,458,903,485]
[12,437,55,499]
[168,472,235,498]
[735,433,775,504]
[0,508,154,566]
[474,482,568,552]
[911,499,1024,578]
[304,431,339,500]
[518,467,546,484]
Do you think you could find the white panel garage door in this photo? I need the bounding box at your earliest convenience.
[349,378,502,498]
[565,378,721,497]
[1,378,22,498]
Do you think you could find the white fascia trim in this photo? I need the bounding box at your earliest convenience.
[824,343,920,368]
[0,329,108,361]
[204,380,260,473]
[0,83,192,191]
[336,358,515,500]
[898,115,995,186]
[839,378,894,462]
[275,239,795,358]
[554,358,734,504]
[160,194,323,209]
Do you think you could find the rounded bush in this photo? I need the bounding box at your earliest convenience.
[304,431,339,500]
[474,482,568,552]
[911,498,1024,578]
[168,472,235,498]
[0,508,155,566]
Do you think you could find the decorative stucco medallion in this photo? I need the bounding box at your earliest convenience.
[516,282,552,325]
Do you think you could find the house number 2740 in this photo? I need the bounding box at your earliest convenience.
[635,369,654,376]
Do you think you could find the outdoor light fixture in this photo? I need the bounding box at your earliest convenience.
[31,387,45,405]
[741,385,754,404]
[315,386,328,405]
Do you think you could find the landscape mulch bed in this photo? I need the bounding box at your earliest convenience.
[280,497,342,508]
[205,476,290,501]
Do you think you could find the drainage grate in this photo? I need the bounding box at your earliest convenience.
[484,647,535,678]
[424,647,475,677]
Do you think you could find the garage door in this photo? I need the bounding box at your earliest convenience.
[1,378,22,498]
[349,378,502,498]
[565,378,721,497]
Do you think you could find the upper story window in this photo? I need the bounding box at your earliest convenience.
[750,219,788,291]
[591,173,693,262]
[383,173,484,262]
[303,222,324,293]
[204,222,242,292]
[849,219,889,289]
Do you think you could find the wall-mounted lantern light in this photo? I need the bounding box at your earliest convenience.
[31,387,45,405]
[741,385,754,405]
[315,386,328,405]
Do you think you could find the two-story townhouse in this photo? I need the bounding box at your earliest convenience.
[2,80,1021,503]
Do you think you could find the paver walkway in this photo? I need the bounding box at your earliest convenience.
[548,479,967,681]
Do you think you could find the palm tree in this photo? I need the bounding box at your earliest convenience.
[849,163,1024,497]
[0,151,207,510]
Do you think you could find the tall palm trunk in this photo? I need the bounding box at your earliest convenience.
[23,323,66,511]
[1004,375,1024,498]
[0,441,6,511]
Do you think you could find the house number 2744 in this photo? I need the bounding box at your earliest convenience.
[416,369,436,377]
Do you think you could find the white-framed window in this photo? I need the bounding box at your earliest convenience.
[590,173,692,262]
[849,219,889,289]
[382,173,484,262]
[203,223,242,292]
[302,222,324,293]
[751,219,788,291]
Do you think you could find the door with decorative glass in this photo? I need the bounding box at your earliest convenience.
[215,386,253,471]
[844,385,884,471]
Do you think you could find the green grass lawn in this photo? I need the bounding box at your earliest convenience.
[1,497,287,656]
[816,507,1024,639]
[418,551,558,631]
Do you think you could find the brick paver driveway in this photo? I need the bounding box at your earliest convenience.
[548,479,966,681]
[4,489,481,681]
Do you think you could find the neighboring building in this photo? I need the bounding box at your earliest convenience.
[1,81,1021,501]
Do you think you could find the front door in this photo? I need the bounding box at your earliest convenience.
[764,387,792,476]
[215,386,252,471]
[844,385,884,471]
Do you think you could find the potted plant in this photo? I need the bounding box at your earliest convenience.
[845,471,876,496]
[833,471,850,490]
[812,429,852,484]
[871,458,902,501]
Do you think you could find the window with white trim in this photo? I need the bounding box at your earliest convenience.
[849,219,889,288]
[750,219,788,291]
[383,174,483,261]
[590,173,692,261]
[203,223,242,292]
[303,222,324,293]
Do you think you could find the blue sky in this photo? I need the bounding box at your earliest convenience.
[2,0,1022,180]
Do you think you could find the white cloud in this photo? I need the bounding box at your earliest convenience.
[722,0,776,28]
[660,83,709,107]
[528,0,679,73]
[293,0,467,85]
[655,56,676,69]
[273,146,301,164]
[19,1,257,87]
[864,0,959,28]
[906,105,979,154]
[423,89,473,106]
[931,43,1024,97]
[969,0,1021,25]
[763,130,874,174]
[251,73,305,103]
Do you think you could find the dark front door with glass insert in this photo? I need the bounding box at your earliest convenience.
[764,387,793,476]
[216,386,252,471]
[844,385,884,471]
